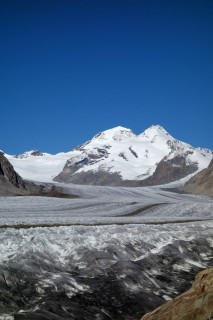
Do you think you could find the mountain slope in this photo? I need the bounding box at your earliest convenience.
[181,158,213,196]
[0,151,27,195]
[54,125,213,186]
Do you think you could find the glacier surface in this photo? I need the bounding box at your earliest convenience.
[0,185,213,319]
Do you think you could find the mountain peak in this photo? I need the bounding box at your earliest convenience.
[15,150,45,159]
[150,124,168,132]
[139,124,171,139]
[92,126,136,141]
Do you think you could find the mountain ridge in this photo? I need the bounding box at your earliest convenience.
[3,125,213,186]
[0,151,28,195]
[181,158,213,196]
[54,125,213,186]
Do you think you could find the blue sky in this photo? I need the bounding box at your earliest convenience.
[0,0,213,154]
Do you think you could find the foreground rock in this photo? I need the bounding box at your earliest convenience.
[141,268,213,320]
[181,159,213,196]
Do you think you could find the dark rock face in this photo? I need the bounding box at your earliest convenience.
[138,155,198,186]
[54,148,111,183]
[0,152,25,189]
[181,159,213,196]
[0,152,26,194]
[55,169,123,185]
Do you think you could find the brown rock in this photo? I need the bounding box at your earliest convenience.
[181,159,213,196]
[138,155,198,186]
[141,268,213,320]
[54,155,198,186]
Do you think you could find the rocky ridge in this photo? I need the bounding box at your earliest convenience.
[181,158,213,196]
[0,151,27,195]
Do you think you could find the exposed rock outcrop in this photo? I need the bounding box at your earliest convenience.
[0,152,27,195]
[181,159,213,196]
[0,152,26,189]
[55,169,123,186]
[55,155,198,187]
[141,268,213,320]
[137,155,198,186]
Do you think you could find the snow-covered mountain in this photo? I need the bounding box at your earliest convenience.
[54,125,213,186]
[5,125,213,185]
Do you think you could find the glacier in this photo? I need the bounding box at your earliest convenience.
[0,184,213,319]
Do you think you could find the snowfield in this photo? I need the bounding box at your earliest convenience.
[6,151,75,182]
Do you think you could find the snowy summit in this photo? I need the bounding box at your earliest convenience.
[92,126,136,141]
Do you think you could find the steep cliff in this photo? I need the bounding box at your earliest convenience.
[0,151,27,195]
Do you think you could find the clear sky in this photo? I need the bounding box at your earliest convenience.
[0,0,213,154]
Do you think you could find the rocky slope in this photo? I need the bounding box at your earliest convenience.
[54,125,213,186]
[181,158,213,196]
[0,151,27,195]
[141,268,213,320]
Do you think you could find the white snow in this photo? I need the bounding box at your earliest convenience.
[91,126,136,141]
[6,151,79,182]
